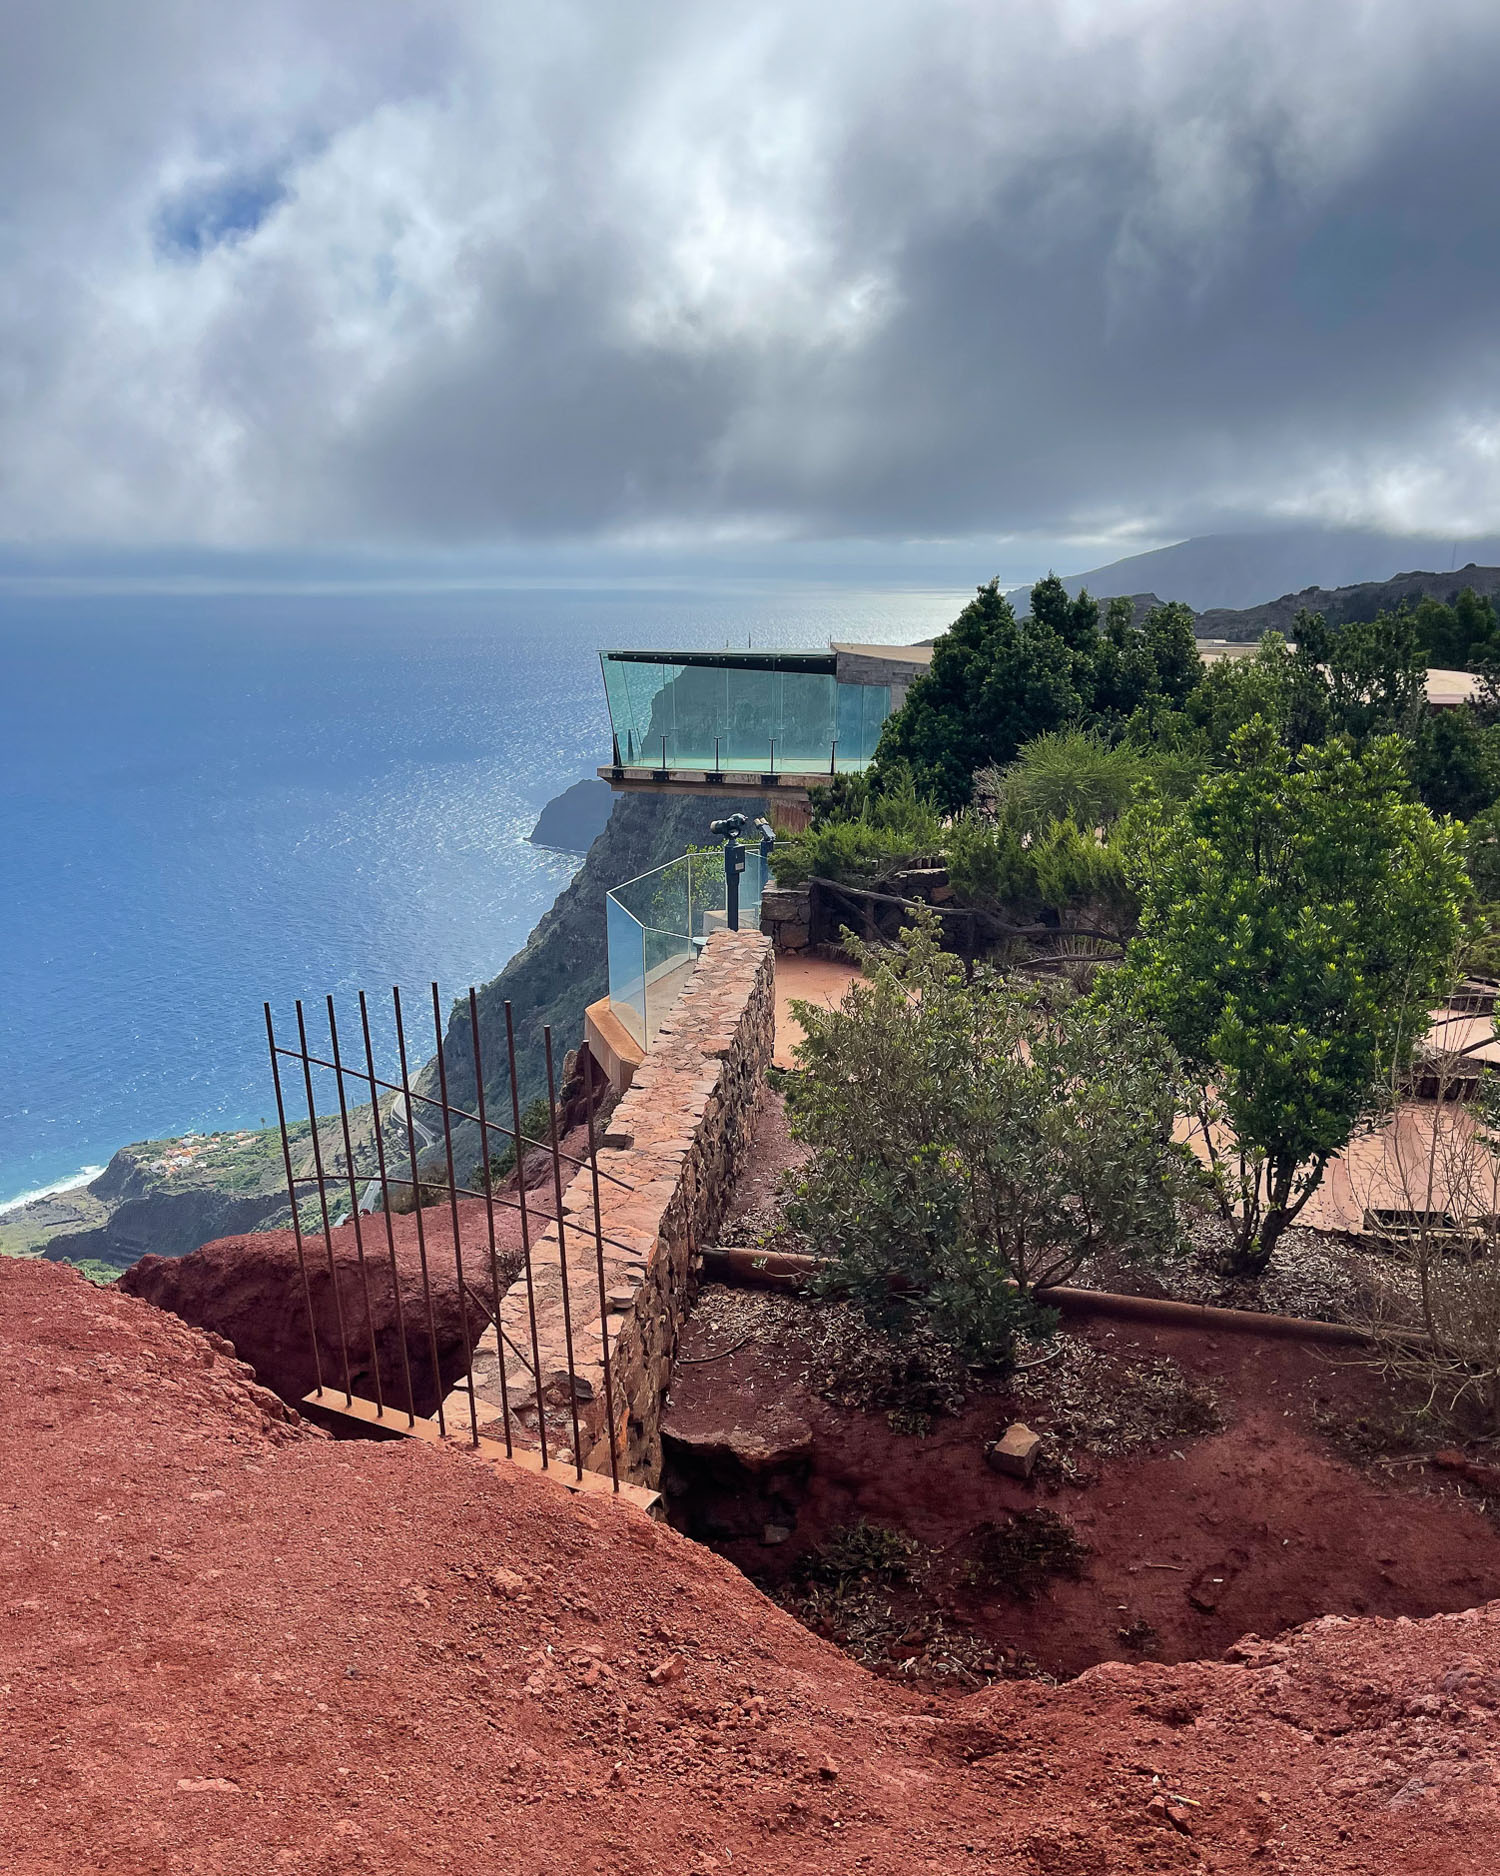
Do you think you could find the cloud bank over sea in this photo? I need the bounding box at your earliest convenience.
[5,1,1500,559]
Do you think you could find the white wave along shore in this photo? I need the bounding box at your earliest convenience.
[0,1166,106,1216]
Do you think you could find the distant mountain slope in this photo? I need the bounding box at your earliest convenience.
[1196,564,1500,642]
[1009,528,1500,614]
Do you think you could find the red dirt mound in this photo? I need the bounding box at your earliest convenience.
[5,1257,1500,1873]
[117,1124,592,1417]
[119,1207,497,1416]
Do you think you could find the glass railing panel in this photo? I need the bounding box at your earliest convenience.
[603,654,866,773]
[836,680,892,766]
[722,665,777,769]
[607,845,772,1049]
[642,922,694,1044]
[605,890,647,1050]
[861,682,893,761]
[777,670,839,767]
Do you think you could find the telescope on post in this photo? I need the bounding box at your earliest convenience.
[710,813,775,931]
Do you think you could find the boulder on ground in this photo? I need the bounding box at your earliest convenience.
[986,1422,1044,1480]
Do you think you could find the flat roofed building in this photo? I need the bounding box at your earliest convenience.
[597,647,905,823]
[598,637,1479,822]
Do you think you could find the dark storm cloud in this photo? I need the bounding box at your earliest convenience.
[4,0,1500,550]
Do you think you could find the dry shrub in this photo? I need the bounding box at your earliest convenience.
[1355,1058,1500,1436]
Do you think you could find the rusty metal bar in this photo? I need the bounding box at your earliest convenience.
[506,1000,549,1470]
[470,986,513,1458]
[393,985,447,1439]
[359,990,416,1426]
[544,1026,585,1481]
[264,1003,323,1395]
[266,1045,633,1188]
[295,999,353,1405]
[432,983,481,1450]
[583,1046,621,1492]
[327,996,384,1418]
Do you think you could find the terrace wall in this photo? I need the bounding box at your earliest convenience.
[450,927,775,1488]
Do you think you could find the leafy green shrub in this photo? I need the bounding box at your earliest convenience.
[1027,817,1134,928]
[944,807,1040,919]
[944,808,1135,933]
[470,1092,555,1191]
[785,914,1193,1364]
[772,775,944,887]
[800,1521,918,1584]
[387,1161,456,1214]
[976,729,1143,834]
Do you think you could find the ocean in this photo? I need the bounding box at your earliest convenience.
[0,581,961,1205]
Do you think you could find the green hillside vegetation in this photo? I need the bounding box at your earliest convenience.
[780,576,1485,1287]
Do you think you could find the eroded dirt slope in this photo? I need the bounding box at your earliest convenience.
[666,1293,1500,1674]
[4,1258,1500,1873]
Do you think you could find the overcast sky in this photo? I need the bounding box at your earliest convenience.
[5,0,1500,567]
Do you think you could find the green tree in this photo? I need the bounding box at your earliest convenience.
[1114,722,1468,1276]
[786,916,1192,1361]
[874,578,1205,810]
[874,580,1080,809]
[1409,706,1500,821]
[1184,632,1329,757]
[1322,608,1428,742]
[1093,600,1201,726]
[1408,589,1500,670]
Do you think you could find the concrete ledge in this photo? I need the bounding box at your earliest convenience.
[584,995,645,1095]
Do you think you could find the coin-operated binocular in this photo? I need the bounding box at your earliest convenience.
[709,813,775,931]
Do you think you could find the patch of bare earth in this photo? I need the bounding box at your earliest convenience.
[665,1287,1500,1694]
[7,1259,1500,1871]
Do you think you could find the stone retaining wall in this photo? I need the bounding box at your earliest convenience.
[447,928,774,1487]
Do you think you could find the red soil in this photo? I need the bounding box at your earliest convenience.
[6,1257,1500,1873]
[120,1208,496,1418]
[667,1306,1500,1676]
[116,1127,588,1417]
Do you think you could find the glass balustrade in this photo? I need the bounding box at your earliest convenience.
[605,848,767,1048]
[600,650,890,774]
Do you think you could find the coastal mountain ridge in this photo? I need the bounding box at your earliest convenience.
[1008,526,1500,614]
[1010,556,1500,647]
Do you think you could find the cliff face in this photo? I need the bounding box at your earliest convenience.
[416,786,768,1176]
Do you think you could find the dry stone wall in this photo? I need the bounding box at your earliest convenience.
[450,928,774,1488]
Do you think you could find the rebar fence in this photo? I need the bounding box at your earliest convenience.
[264,983,634,1492]
[606,848,766,1048]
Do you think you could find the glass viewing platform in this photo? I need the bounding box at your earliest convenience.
[600,648,892,776]
[606,848,767,1049]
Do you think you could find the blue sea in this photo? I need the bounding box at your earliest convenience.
[0,581,960,1205]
